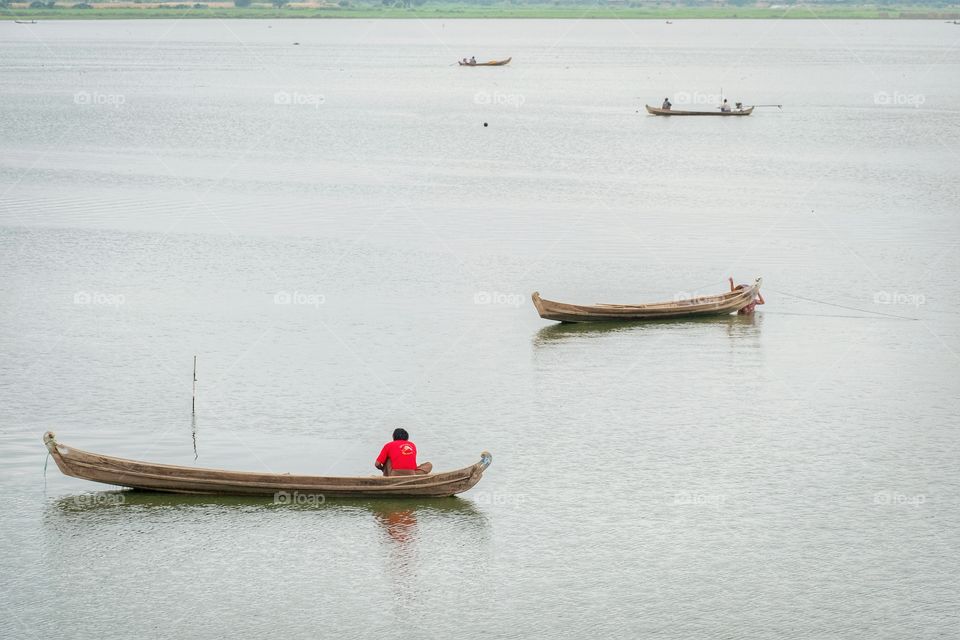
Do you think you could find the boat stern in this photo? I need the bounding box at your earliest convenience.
[454,451,493,496]
[43,431,76,478]
[479,451,493,471]
[531,292,546,317]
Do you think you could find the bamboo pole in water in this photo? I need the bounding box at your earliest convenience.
[192,355,197,414]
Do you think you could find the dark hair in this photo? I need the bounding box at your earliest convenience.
[392,428,409,441]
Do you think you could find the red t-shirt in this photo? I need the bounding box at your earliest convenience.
[376,440,418,470]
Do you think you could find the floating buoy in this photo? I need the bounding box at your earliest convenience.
[483,122,488,127]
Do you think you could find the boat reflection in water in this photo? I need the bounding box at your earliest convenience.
[533,312,762,347]
[49,490,488,521]
[365,498,482,600]
[372,503,418,545]
[47,491,489,551]
[45,492,490,613]
[370,503,422,601]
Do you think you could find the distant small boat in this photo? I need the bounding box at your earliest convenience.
[532,278,763,323]
[458,57,511,67]
[646,104,754,116]
[15,20,38,24]
[43,432,492,498]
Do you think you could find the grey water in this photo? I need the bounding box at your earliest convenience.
[1,18,958,639]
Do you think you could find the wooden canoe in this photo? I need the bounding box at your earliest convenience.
[458,57,511,67]
[532,278,763,323]
[43,432,492,498]
[645,104,754,116]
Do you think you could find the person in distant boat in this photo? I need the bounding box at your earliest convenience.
[729,277,765,315]
[375,428,433,476]
[470,56,476,64]
[720,99,732,112]
[662,97,672,110]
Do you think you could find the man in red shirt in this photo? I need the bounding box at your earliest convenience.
[375,428,433,476]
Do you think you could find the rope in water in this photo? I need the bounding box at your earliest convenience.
[765,288,920,321]
[683,280,923,320]
[761,310,907,320]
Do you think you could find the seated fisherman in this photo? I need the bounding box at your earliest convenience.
[375,428,433,476]
[662,97,672,110]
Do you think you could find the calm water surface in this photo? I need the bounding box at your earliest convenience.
[1,19,959,639]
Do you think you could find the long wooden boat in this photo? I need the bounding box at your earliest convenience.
[43,432,492,498]
[532,278,763,323]
[458,57,511,67]
[645,104,754,116]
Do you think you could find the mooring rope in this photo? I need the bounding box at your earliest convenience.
[766,288,920,321]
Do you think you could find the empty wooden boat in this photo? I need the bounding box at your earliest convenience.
[458,57,511,67]
[43,432,492,498]
[532,278,763,323]
[645,104,754,116]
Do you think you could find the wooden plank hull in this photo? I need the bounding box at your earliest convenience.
[43,432,491,498]
[458,57,511,66]
[532,278,763,323]
[645,104,754,116]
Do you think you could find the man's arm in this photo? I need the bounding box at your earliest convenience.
[375,444,389,470]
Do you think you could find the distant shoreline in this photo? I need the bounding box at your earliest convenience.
[6,5,960,21]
